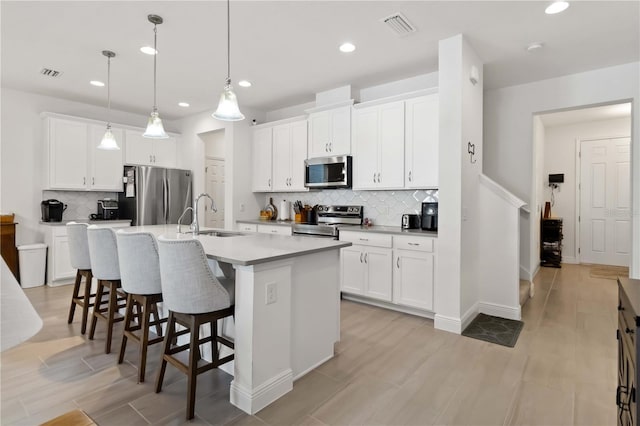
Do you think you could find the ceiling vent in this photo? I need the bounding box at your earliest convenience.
[40,68,63,78]
[381,13,416,37]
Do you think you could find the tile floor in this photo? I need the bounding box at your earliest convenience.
[0,264,617,425]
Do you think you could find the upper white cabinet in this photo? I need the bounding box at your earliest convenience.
[405,94,439,189]
[124,130,177,168]
[307,105,351,157]
[45,116,123,191]
[272,120,308,191]
[353,100,405,190]
[252,127,273,192]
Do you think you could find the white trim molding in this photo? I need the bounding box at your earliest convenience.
[230,369,293,415]
[478,301,521,321]
[434,314,463,334]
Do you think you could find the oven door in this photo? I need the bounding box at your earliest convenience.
[305,156,352,189]
[292,223,338,239]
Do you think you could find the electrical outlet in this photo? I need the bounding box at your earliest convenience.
[266,282,277,305]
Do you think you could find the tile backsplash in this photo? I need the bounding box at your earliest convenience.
[42,190,118,221]
[266,189,438,226]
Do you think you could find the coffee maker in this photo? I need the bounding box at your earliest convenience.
[97,199,119,220]
[421,202,438,231]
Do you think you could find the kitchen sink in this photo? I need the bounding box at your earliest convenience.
[192,230,245,237]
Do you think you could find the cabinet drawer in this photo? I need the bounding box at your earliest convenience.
[339,231,392,248]
[393,235,434,252]
[238,223,258,232]
[257,224,292,236]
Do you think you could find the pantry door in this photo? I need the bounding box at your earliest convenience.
[205,157,225,229]
[579,137,631,266]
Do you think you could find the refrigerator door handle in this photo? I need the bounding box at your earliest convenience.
[163,177,169,223]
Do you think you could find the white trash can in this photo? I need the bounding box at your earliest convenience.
[18,243,47,288]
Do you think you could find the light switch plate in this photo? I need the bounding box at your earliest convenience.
[266,282,277,305]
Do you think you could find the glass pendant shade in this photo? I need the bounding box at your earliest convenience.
[213,83,245,121]
[98,126,120,150]
[143,110,169,139]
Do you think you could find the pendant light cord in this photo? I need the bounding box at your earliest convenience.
[226,0,230,84]
[153,24,158,112]
[107,55,111,127]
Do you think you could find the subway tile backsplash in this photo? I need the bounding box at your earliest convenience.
[266,189,438,226]
[42,190,118,221]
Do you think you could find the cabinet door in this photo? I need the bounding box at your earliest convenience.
[48,118,88,189]
[308,111,330,158]
[378,101,405,189]
[364,246,392,301]
[125,130,153,166]
[252,127,273,191]
[289,120,308,191]
[272,124,291,191]
[153,137,177,168]
[89,125,124,191]
[341,246,365,295]
[352,107,379,190]
[53,235,75,281]
[330,106,351,155]
[406,95,438,189]
[257,224,291,235]
[393,249,434,310]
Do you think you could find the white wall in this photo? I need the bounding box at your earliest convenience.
[0,88,176,245]
[543,116,631,263]
[484,62,640,278]
[202,129,226,158]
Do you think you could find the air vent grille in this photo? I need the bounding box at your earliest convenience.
[381,13,416,36]
[40,68,63,78]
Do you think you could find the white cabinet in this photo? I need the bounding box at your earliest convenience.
[353,101,405,190]
[124,130,177,168]
[237,223,257,233]
[44,116,124,191]
[393,235,436,311]
[257,224,292,236]
[339,231,393,302]
[308,105,351,157]
[252,127,273,192]
[405,95,439,189]
[272,120,308,191]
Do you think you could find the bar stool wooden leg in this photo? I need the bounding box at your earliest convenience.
[80,271,93,335]
[105,281,118,354]
[67,270,82,325]
[138,296,152,383]
[155,311,174,393]
[88,280,105,340]
[118,293,134,364]
[187,315,200,420]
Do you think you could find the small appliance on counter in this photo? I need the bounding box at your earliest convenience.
[401,214,421,229]
[41,199,67,222]
[97,199,119,220]
[421,202,438,231]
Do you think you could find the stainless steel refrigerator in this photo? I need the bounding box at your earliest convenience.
[118,165,192,226]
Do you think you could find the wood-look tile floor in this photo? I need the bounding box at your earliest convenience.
[1,264,616,425]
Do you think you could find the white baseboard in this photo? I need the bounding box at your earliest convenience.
[434,314,462,334]
[341,294,435,319]
[461,302,479,330]
[293,353,333,380]
[519,265,531,281]
[478,302,521,321]
[230,369,293,415]
[562,256,578,264]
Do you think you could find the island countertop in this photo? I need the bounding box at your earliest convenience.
[119,224,351,266]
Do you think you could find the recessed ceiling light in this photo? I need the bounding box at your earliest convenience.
[238,80,252,88]
[178,102,190,107]
[545,1,569,14]
[90,80,105,87]
[527,42,544,52]
[140,46,157,55]
[339,42,356,53]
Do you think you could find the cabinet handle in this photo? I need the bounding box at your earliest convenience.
[377,173,381,183]
[408,242,420,246]
[268,178,271,187]
[373,173,376,183]
[619,304,625,311]
[626,327,635,335]
[271,230,277,233]
[360,253,363,263]
[83,177,86,185]
[92,177,95,185]
[329,142,332,152]
[359,238,368,241]
[408,171,412,182]
[325,143,329,152]
[364,253,368,263]
[397,257,400,268]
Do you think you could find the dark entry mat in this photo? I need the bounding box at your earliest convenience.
[462,313,524,348]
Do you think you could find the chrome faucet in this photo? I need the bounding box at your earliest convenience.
[177,206,193,233]
[192,193,216,235]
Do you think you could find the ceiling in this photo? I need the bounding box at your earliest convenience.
[2,1,639,120]
[539,102,632,127]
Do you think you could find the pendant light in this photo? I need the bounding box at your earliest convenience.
[212,0,245,121]
[143,14,169,139]
[97,50,120,150]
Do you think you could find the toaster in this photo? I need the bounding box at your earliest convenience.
[401,214,421,229]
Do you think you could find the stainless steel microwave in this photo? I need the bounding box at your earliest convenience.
[304,155,352,189]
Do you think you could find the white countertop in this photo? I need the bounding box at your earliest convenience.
[40,219,132,226]
[120,224,351,266]
[237,219,438,237]
[236,219,294,227]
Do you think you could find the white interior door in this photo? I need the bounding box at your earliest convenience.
[580,137,631,266]
[205,158,225,229]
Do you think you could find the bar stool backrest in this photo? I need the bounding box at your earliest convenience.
[66,222,91,270]
[116,231,162,295]
[87,226,120,281]
[157,236,231,314]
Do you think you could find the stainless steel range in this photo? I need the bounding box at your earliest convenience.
[292,205,363,239]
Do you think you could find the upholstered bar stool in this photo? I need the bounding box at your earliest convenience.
[156,236,235,420]
[115,231,167,383]
[66,222,94,334]
[87,226,126,354]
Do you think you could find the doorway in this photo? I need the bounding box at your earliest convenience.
[205,157,225,228]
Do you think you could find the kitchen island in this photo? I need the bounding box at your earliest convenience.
[120,225,350,414]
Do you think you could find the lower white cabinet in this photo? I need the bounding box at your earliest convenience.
[393,249,434,310]
[340,231,393,302]
[257,224,292,236]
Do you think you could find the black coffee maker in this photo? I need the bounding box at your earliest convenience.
[41,199,67,222]
[421,202,438,231]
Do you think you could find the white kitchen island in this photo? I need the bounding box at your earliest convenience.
[120,225,350,414]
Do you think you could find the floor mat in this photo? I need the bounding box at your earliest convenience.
[462,313,524,348]
[590,265,629,280]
